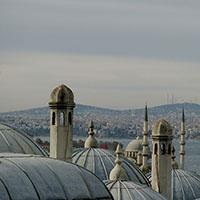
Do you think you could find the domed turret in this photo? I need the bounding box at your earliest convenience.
[84,121,98,148]
[50,84,74,106]
[153,119,172,137]
[49,84,75,162]
[152,119,172,199]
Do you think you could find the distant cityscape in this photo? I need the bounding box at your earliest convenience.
[0,103,200,140]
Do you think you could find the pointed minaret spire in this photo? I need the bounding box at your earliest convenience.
[182,107,185,123]
[84,120,98,148]
[145,104,148,122]
[109,144,128,181]
[179,107,186,170]
[141,104,149,173]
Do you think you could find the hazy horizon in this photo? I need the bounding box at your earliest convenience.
[1,0,200,112]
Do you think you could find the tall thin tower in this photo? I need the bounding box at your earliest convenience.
[141,105,149,173]
[49,84,75,162]
[179,108,186,170]
[151,119,172,200]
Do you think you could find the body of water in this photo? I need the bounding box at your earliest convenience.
[35,136,200,175]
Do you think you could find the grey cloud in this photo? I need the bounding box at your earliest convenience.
[0,0,200,61]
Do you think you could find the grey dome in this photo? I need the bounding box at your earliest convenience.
[147,169,200,200]
[0,124,47,156]
[0,153,113,200]
[172,169,200,200]
[125,136,143,153]
[72,148,150,185]
[104,180,166,200]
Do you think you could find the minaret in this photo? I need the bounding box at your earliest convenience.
[109,144,128,181]
[49,84,75,162]
[179,107,186,170]
[151,119,172,200]
[84,120,98,148]
[141,105,149,173]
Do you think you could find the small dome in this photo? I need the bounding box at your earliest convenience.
[72,148,150,185]
[50,84,74,105]
[0,153,113,200]
[153,119,172,137]
[125,137,143,152]
[0,124,47,156]
[104,180,166,200]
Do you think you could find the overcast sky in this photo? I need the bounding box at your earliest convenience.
[0,0,200,112]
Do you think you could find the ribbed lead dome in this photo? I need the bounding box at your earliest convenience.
[0,153,113,200]
[72,148,150,185]
[104,180,166,200]
[0,124,47,156]
[147,169,200,200]
[172,169,200,200]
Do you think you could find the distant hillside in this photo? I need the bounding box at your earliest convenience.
[0,103,200,139]
[1,104,121,117]
[2,102,200,117]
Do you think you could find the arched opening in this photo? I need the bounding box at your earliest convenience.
[60,112,65,126]
[154,143,158,155]
[52,112,56,125]
[68,112,72,125]
[168,144,171,154]
[161,144,166,155]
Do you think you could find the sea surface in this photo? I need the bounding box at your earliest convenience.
[36,136,200,175]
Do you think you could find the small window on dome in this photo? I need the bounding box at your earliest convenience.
[52,112,56,125]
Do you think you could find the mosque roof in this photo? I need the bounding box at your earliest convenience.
[104,180,166,200]
[172,169,200,200]
[0,153,113,200]
[147,169,200,200]
[72,147,150,185]
[0,123,47,156]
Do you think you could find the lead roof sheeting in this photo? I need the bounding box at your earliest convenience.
[72,148,150,186]
[0,124,47,156]
[0,155,113,200]
[105,181,166,200]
